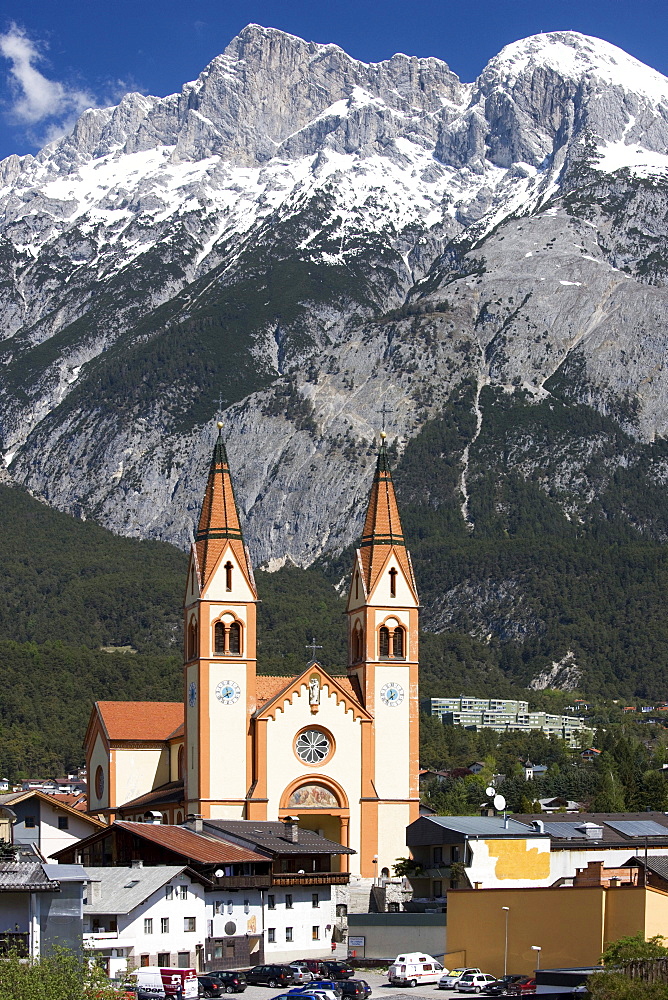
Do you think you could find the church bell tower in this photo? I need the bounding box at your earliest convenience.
[346,433,420,872]
[184,424,257,818]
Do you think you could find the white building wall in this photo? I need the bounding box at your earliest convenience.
[261,885,336,963]
[115,748,169,808]
[39,804,101,862]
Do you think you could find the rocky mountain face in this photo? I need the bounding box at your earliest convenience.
[4,26,668,689]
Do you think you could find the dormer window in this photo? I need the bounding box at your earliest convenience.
[389,568,397,598]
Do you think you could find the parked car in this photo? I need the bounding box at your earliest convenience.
[273,993,324,1000]
[389,953,445,987]
[207,972,247,994]
[482,977,525,996]
[506,980,536,996]
[302,962,330,977]
[289,989,338,1000]
[199,976,226,997]
[439,969,481,990]
[246,966,295,988]
[339,980,371,1000]
[299,980,343,998]
[456,974,497,994]
[321,963,354,981]
[289,966,314,985]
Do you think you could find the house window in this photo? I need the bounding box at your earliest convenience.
[312,893,320,908]
[225,561,233,591]
[388,902,400,912]
[389,567,397,597]
[24,816,36,829]
[267,894,275,910]
[379,626,390,658]
[214,900,223,915]
[312,926,320,941]
[161,918,169,934]
[285,894,293,909]
[392,626,405,658]
[57,816,69,830]
[433,847,443,865]
[184,918,196,932]
[433,881,443,897]
[165,886,174,900]
[336,904,347,918]
[178,952,190,967]
[178,885,188,900]
[285,927,293,942]
[140,955,150,968]
[144,919,153,934]
[268,928,276,943]
[451,847,460,862]
[158,953,170,966]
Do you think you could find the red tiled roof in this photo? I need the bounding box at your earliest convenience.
[119,780,184,810]
[359,443,416,596]
[256,675,360,708]
[97,702,183,742]
[115,822,266,864]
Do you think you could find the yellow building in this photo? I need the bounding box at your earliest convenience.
[84,430,420,877]
[446,883,668,977]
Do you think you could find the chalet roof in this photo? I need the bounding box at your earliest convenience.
[513,812,668,847]
[195,430,256,594]
[0,790,105,827]
[115,823,266,864]
[201,819,355,855]
[358,440,416,597]
[96,701,184,742]
[84,865,195,913]
[624,855,668,880]
[0,862,60,892]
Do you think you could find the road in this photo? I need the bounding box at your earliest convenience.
[239,970,462,1000]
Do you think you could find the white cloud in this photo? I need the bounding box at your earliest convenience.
[0,23,95,141]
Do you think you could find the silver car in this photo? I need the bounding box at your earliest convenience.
[289,967,314,985]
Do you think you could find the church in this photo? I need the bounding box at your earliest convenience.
[84,427,420,877]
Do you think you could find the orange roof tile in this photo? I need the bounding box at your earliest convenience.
[255,673,361,708]
[115,822,266,864]
[97,702,183,742]
[359,442,416,595]
[196,431,256,594]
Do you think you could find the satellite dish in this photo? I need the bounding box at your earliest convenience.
[493,794,507,811]
[485,786,495,797]
[214,869,224,878]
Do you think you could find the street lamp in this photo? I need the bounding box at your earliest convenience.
[531,946,542,972]
[502,907,510,978]
[372,855,378,886]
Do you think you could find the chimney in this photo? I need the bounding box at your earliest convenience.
[187,813,203,833]
[145,811,162,825]
[88,879,102,904]
[283,815,300,843]
[131,859,144,869]
[531,820,545,834]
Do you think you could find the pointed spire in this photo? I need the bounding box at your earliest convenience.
[359,433,415,595]
[195,424,255,592]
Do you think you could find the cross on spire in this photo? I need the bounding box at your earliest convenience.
[380,401,391,434]
[306,637,323,660]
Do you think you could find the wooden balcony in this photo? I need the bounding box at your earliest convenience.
[212,875,272,888]
[271,872,350,886]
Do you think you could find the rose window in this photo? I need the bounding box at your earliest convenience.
[295,729,331,764]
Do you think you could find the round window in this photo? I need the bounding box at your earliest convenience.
[95,765,104,799]
[295,729,331,765]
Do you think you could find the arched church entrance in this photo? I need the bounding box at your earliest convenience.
[279,777,350,872]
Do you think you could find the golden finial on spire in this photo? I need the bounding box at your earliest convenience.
[380,430,387,440]
[216,421,224,429]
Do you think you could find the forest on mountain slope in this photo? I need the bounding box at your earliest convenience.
[3,376,668,780]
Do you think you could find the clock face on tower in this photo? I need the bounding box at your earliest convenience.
[380,682,404,707]
[216,680,241,704]
[188,681,197,707]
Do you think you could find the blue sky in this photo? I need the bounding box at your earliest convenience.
[1,0,668,161]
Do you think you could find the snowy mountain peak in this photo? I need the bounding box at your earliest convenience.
[483,30,668,105]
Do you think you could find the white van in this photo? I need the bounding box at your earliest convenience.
[388,953,446,987]
[126,967,198,999]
